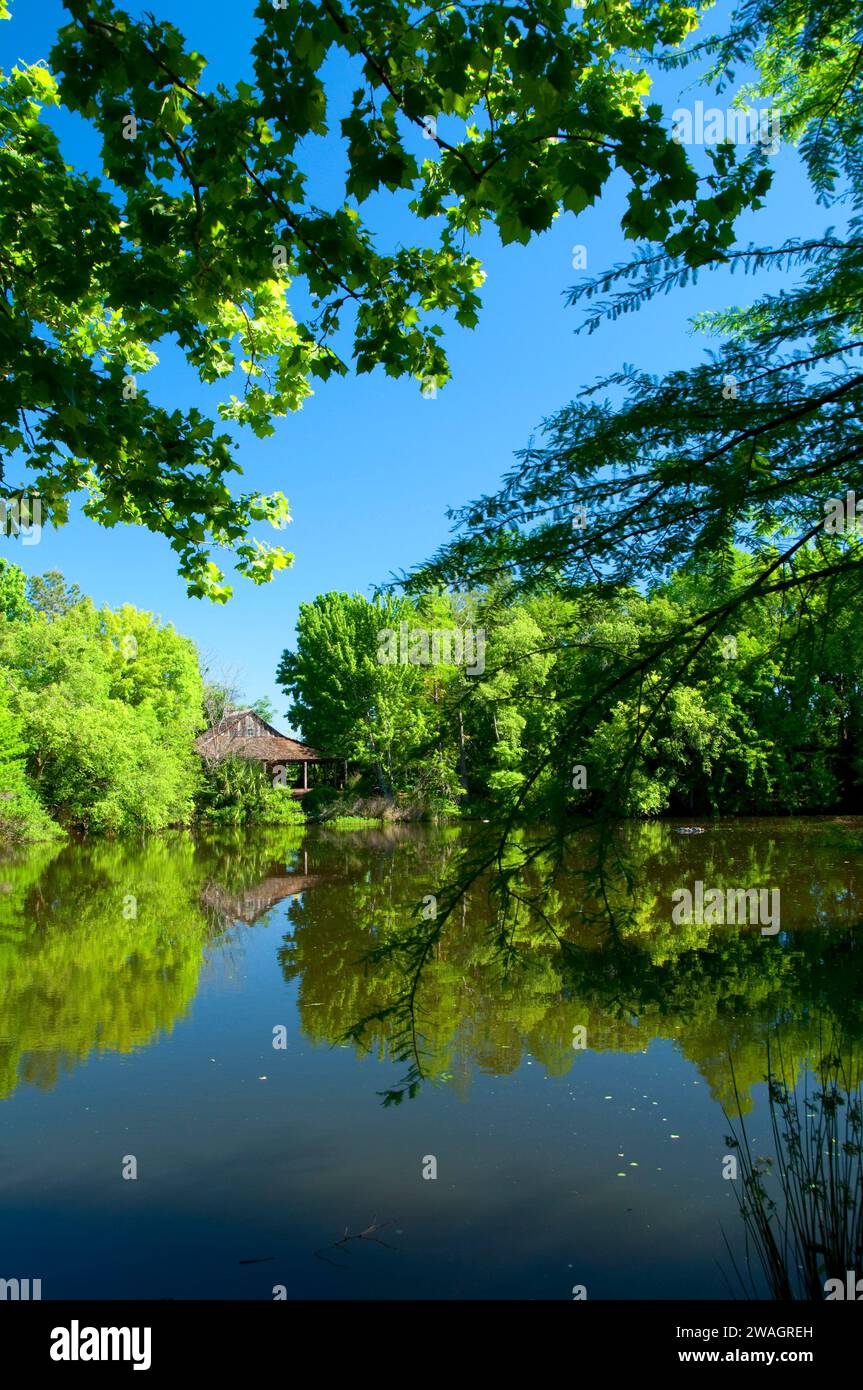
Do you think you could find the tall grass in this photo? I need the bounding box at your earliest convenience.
[723,1029,863,1300]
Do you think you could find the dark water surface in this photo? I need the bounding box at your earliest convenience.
[1,818,861,1299]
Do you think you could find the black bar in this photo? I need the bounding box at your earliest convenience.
[1,1298,855,1376]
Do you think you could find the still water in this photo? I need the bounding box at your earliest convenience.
[1,818,861,1299]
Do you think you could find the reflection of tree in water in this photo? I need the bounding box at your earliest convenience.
[723,1029,863,1300]
[3,820,862,1119]
[0,829,305,1099]
[278,823,863,1108]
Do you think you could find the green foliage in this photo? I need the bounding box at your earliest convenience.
[327,814,383,828]
[0,0,772,597]
[196,754,305,825]
[301,783,341,818]
[278,591,432,796]
[25,570,82,618]
[0,570,204,833]
[395,0,863,830]
[0,689,61,844]
[1,562,312,837]
[290,556,863,820]
[0,557,28,621]
[260,785,306,825]
[249,695,277,723]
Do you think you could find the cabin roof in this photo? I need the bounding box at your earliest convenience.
[196,708,325,762]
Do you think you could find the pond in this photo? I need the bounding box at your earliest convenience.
[1,818,861,1300]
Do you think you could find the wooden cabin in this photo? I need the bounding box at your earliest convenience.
[195,709,346,797]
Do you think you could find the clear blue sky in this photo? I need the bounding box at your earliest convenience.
[1,1,829,729]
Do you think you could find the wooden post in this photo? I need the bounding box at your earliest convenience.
[302,759,308,791]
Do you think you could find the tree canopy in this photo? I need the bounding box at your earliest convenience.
[0,560,205,834]
[400,0,863,833]
[279,558,863,820]
[1,0,774,597]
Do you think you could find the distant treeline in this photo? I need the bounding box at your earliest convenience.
[0,561,301,844]
[3,546,861,846]
[279,553,863,822]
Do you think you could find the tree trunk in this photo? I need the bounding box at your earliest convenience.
[457,709,468,793]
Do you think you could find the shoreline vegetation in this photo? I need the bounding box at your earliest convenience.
[4,560,863,850]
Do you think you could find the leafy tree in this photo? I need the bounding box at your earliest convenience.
[0,556,28,621]
[1,0,772,597]
[0,594,204,832]
[455,592,558,807]
[278,590,430,795]
[249,695,277,723]
[25,570,83,618]
[0,687,59,843]
[402,0,863,835]
[289,558,863,818]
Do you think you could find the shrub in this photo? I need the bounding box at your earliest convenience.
[0,696,62,846]
[196,756,306,825]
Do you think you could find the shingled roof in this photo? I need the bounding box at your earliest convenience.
[195,709,325,763]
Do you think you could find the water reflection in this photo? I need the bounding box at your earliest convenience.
[1,819,860,1118]
[0,830,304,1100]
[275,821,863,1112]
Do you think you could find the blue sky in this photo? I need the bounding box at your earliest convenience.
[1,1,830,729]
